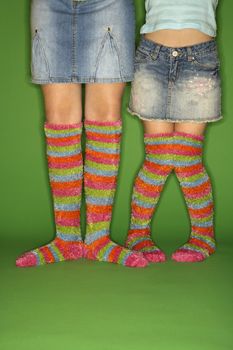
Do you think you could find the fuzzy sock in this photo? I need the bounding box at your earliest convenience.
[171,132,216,262]
[126,133,174,263]
[83,120,148,267]
[16,123,84,267]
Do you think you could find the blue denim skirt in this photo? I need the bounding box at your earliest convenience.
[128,37,222,123]
[31,0,135,84]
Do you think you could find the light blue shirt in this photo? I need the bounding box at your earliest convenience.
[141,0,218,37]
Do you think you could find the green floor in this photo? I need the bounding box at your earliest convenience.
[1,238,232,350]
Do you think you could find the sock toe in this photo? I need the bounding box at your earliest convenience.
[143,251,166,263]
[125,252,148,268]
[172,249,205,262]
[16,253,37,267]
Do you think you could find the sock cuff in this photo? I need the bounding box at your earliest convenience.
[44,123,82,139]
[84,119,122,127]
[84,119,122,142]
[173,132,204,142]
[45,122,82,130]
[144,133,173,139]
[144,133,174,149]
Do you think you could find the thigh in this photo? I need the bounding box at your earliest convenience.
[143,120,175,134]
[85,83,125,121]
[42,84,82,124]
[175,122,206,136]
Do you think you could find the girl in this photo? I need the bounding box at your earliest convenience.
[16,0,148,268]
[125,0,221,262]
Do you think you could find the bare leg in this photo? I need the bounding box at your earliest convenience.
[143,120,175,134]
[42,84,82,124]
[174,122,206,136]
[85,82,125,122]
[83,83,148,267]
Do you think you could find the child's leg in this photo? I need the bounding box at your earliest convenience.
[83,84,148,267]
[172,123,215,262]
[16,85,84,267]
[126,121,174,262]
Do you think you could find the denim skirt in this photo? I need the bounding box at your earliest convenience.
[128,37,222,123]
[31,0,135,84]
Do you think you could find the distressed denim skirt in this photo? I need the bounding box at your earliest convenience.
[31,0,135,84]
[128,37,222,123]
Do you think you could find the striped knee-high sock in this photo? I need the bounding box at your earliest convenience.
[172,132,216,262]
[16,123,84,267]
[126,133,173,263]
[84,120,148,267]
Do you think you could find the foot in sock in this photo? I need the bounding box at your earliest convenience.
[126,230,166,263]
[84,120,148,267]
[16,123,84,267]
[125,133,174,262]
[16,238,84,267]
[84,237,148,267]
[171,132,216,262]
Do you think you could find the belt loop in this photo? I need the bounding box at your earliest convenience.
[151,45,160,60]
[187,47,193,62]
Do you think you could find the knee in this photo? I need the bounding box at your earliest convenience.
[85,114,121,123]
[45,107,82,124]
[85,107,121,122]
[174,123,206,136]
[85,94,123,122]
[42,84,82,124]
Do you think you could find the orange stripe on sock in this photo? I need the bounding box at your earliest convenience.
[40,246,55,263]
[136,177,163,194]
[172,144,202,154]
[86,149,120,162]
[133,241,154,250]
[86,205,112,215]
[192,226,214,235]
[128,229,150,236]
[146,144,202,155]
[86,132,121,142]
[54,238,73,252]
[55,210,80,220]
[189,204,213,217]
[182,180,211,196]
[190,238,215,254]
[51,179,82,191]
[108,246,122,263]
[144,160,172,174]
[48,153,82,165]
[175,163,203,175]
[47,135,81,145]
[132,203,154,217]
[85,173,116,184]
[90,235,109,250]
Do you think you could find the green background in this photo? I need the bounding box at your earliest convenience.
[0,1,232,349]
